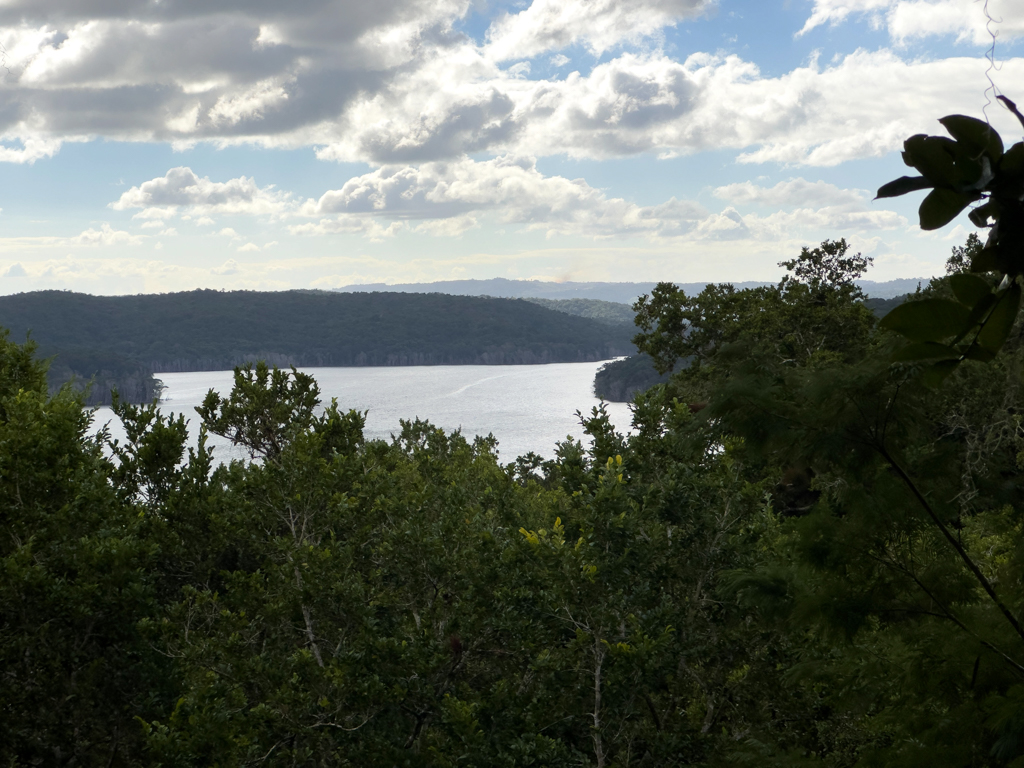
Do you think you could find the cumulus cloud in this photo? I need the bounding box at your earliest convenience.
[713,179,866,207]
[3,263,27,277]
[799,0,1024,43]
[71,223,144,247]
[485,0,713,61]
[111,167,290,217]
[0,0,1016,170]
[314,47,1024,168]
[213,259,240,275]
[294,154,903,241]
[301,154,708,238]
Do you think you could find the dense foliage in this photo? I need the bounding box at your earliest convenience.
[0,290,635,404]
[4,225,1024,765]
[5,109,1024,767]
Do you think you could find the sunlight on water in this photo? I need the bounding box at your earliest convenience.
[91,362,634,463]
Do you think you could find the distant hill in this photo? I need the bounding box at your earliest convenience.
[0,290,636,405]
[523,298,635,326]
[335,277,931,303]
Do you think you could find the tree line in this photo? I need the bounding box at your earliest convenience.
[3,110,1024,765]
[0,290,635,405]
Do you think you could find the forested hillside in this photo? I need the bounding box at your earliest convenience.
[5,227,1024,766]
[0,290,635,404]
[523,297,635,325]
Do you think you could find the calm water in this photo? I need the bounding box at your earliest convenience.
[92,362,633,463]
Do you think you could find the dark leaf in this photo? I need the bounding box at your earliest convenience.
[903,134,957,185]
[949,273,992,308]
[1000,142,1024,177]
[970,247,1001,273]
[880,298,971,342]
[953,291,996,344]
[919,188,972,230]
[977,283,1021,354]
[892,341,959,361]
[939,114,1004,160]
[875,176,933,199]
[968,200,998,228]
[920,359,960,388]
[959,344,996,362]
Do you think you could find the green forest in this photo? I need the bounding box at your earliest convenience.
[4,113,1024,766]
[0,290,635,405]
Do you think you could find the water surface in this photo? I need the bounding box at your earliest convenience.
[93,362,633,463]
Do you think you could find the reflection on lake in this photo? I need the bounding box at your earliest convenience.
[92,362,633,463]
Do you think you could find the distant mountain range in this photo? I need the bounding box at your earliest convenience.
[335,277,929,303]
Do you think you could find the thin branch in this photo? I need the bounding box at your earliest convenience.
[879,446,1024,647]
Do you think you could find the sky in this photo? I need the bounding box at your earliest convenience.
[0,0,1023,295]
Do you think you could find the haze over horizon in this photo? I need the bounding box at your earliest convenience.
[0,0,1022,295]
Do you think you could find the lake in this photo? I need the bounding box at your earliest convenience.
[92,362,634,463]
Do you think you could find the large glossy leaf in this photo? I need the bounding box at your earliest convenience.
[939,114,1004,160]
[953,291,997,343]
[875,176,933,199]
[920,359,959,388]
[892,341,959,361]
[880,298,971,342]
[949,273,992,308]
[970,247,1000,274]
[977,283,1022,354]
[968,200,997,228]
[919,188,972,230]
[1000,142,1024,177]
[903,135,956,185]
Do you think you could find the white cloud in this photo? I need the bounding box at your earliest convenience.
[485,0,712,61]
[237,242,261,252]
[71,223,144,247]
[213,259,240,275]
[713,179,865,207]
[0,0,1019,170]
[111,167,290,217]
[296,154,903,241]
[3,263,27,277]
[799,0,1024,44]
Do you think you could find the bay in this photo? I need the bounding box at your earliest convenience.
[92,361,634,463]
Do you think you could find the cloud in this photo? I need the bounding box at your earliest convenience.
[303,154,708,238]
[237,242,261,252]
[212,259,240,275]
[713,179,865,207]
[71,223,144,247]
[111,167,290,216]
[485,0,713,61]
[0,0,1019,170]
[3,263,27,277]
[799,0,1024,43]
[296,154,904,241]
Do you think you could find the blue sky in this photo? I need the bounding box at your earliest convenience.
[0,0,1022,294]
